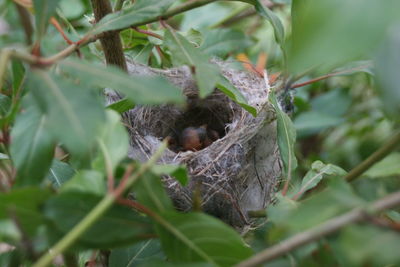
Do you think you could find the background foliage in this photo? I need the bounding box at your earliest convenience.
[1,0,400,266]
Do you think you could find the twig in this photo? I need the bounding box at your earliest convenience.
[32,141,167,267]
[132,27,163,40]
[235,190,400,267]
[344,130,400,182]
[290,64,372,89]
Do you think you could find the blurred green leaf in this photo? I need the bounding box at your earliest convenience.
[164,29,219,98]
[152,164,189,186]
[375,26,400,119]
[200,29,252,57]
[44,192,154,248]
[294,112,344,137]
[270,93,298,180]
[10,104,55,186]
[156,212,253,266]
[294,161,346,199]
[337,225,400,266]
[216,76,257,116]
[33,0,61,40]
[60,59,184,105]
[106,98,135,113]
[46,159,76,188]
[61,170,105,196]
[108,239,164,267]
[0,187,51,236]
[0,153,8,159]
[59,0,85,19]
[311,88,351,117]
[0,93,11,116]
[269,178,364,233]
[289,0,400,73]
[93,110,129,174]
[134,172,174,213]
[250,0,285,48]
[28,69,105,157]
[92,0,174,35]
[364,152,400,178]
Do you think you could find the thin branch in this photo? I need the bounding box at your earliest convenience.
[235,190,400,267]
[344,130,400,182]
[290,64,372,89]
[32,141,167,267]
[133,27,163,40]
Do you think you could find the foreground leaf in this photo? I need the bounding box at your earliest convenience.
[10,104,55,186]
[33,0,61,40]
[156,212,253,266]
[93,110,129,174]
[60,59,184,105]
[29,69,105,157]
[108,239,164,267]
[92,0,174,35]
[46,159,76,188]
[0,187,51,236]
[44,192,154,248]
[134,172,174,213]
[164,29,220,98]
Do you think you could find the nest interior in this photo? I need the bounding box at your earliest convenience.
[108,59,282,229]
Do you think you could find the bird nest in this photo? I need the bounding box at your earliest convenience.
[107,59,282,229]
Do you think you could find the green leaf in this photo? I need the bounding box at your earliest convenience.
[60,59,184,105]
[200,29,252,57]
[10,104,55,186]
[364,152,400,178]
[46,159,76,188]
[156,212,253,266]
[269,93,297,181]
[164,29,220,98]
[0,93,11,116]
[152,164,189,186]
[108,239,164,267]
[28,69,105,157]
[294,161,346,199]
[93,110,129,174]
[216,76,257,116]
[61,170,106,196]
[289,0,400,73]
[375,26,400,119]
[91,0,174,35]
[33,0,61,40]
[0,187,52,236]
[106,98,135,113]
[251,0,285,47]
[59,0,85,19]
[338,225,400,266]
[134,172,174,213]
[44,192,154,248]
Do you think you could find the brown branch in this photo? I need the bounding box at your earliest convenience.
[290,64,372,89]
[90,0,127,71]
[133,27,163,40]
[345,130,400,182]
[235,190,400,267]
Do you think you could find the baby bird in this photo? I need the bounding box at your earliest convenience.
[180,125,220,151]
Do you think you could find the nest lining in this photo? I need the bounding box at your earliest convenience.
[107,59,282,228]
